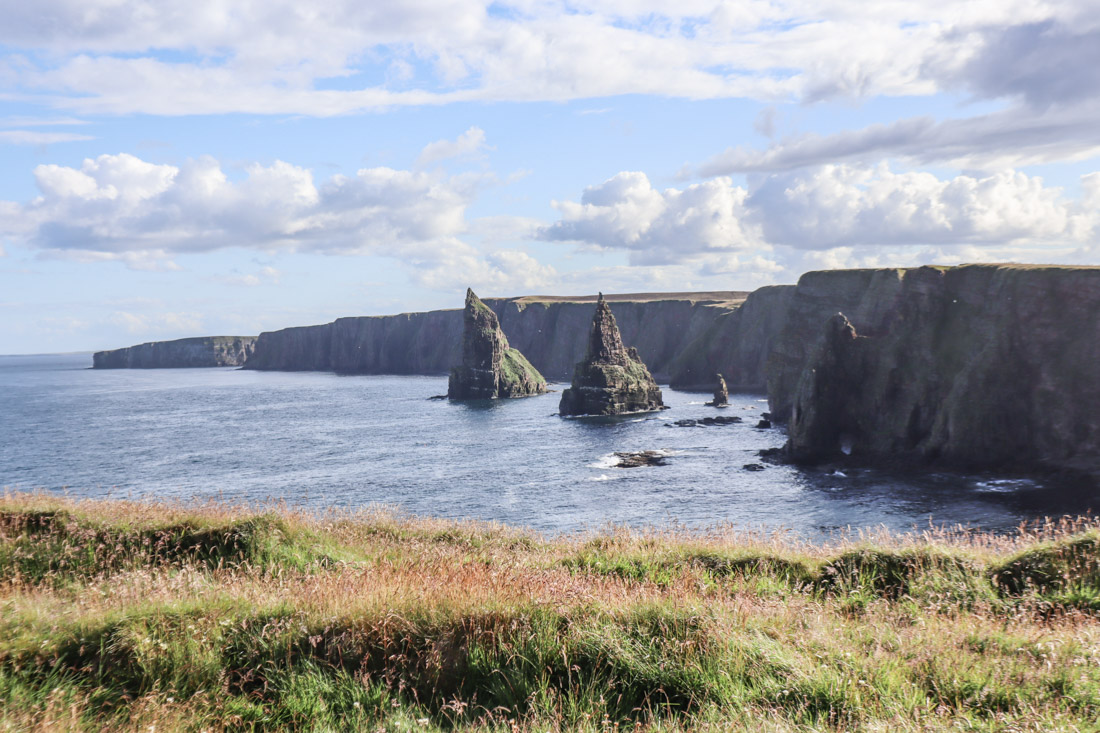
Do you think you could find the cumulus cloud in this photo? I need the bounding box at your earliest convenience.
[3,153,477,265]
[416,127,489,167]
[543,166,1100,277]
[0,149,563,294]
[748,165,1087,250]
[540,172,759,265]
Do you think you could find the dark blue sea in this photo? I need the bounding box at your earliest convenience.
[1,353,1095,537]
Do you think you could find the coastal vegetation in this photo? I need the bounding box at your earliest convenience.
[3,491,1100,731]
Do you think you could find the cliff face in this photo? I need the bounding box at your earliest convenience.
[558,295,664,416]
[93,337,256,369]
[778,265,1100,476]
[768,268,917,420]
[668,285,795,391]
[244,293,745,380]
[448,289,547,399]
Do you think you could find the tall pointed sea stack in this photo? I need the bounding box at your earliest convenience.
[706,373,729,407]
[558,294,664,416]
[447,289,547,400]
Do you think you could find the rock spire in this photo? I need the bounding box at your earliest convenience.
[558,293,664,416]
[447,288,547,400]
[705,373,729,407]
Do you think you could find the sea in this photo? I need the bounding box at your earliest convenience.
[2,352,1096,538]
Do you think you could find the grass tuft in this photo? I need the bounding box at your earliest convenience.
[3,491,1100,730]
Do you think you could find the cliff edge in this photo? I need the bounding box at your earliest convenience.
[244,292,747,380]
[93,336,256,369]
[775,264,1100,477]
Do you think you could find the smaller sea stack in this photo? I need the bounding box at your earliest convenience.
[558,294,664,416]
[706,373,729,407]
[448,289,547,400]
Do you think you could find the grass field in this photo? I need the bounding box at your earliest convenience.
[3,491,1100,731]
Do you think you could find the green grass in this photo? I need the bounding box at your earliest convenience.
[3,492,1100,731]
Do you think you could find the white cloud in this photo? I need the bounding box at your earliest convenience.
[0,130,95,145]
[220,266,281,287]
[748,165,1086,249]
[5,153,478,263]
[543,165,1100,279]
[0,0,1087,118]
[416,126,489,167]
[540,172,760,265]
[0,116,88,127]
[413,248,558,293]
[110,310,203,334]
[1,150,565,291]
[695,101,1100,175]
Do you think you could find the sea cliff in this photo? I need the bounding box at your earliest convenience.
[667,285,795,392]
[93,336,256,369]
[244,292,746,380]
[773,264,1100,477]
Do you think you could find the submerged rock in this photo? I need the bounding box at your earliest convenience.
[448,289,547,400]
[666,416,742,428]
[705,373,729,407]
[614,451,669,468]
[558,294,665,416]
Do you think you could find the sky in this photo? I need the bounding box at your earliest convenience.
[1,0,1099,354]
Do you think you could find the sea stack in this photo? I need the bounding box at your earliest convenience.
[558,294,664,416]
[447,289,547,400]
[705,373,729,407]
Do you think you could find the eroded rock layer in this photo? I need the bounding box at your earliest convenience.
[448,289,547,399]
[558,295,664,416]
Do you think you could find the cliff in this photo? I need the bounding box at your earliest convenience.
[775,264,1100,477]
[245,292,747,380]
[448,289,547,399]
[92,336,255,369]
[558,295,664,416]
[667,285,795,392]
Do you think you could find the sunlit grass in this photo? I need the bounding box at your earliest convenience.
[3,490,1100,731]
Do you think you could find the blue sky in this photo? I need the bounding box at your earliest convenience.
[1,0,1098,354]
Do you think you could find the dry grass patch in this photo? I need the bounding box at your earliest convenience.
[3,491,1100,731]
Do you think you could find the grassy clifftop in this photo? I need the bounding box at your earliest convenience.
[3,492,1100,731]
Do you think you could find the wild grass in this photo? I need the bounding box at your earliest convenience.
[3,491,1100,731]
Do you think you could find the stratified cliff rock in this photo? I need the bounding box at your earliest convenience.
[768,268,919,421]
[778,264,1100,477]
[559,295,664,416]
[93,337,255,369]
[668,285,795,392]
[448,289,547,399]
[245,293,747,380]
